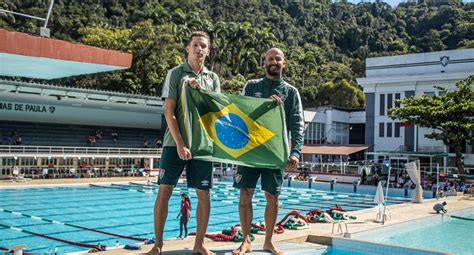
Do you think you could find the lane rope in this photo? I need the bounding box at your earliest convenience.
[451,215,474,221]
[0,223,105,250]
[0,208,148,242]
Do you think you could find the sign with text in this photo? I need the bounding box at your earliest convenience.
[0,102,56,114]
[0,98,160,129]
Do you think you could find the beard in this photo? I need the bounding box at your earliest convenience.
[266,64,282,76]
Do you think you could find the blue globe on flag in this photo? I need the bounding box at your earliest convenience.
[215,113,249,149]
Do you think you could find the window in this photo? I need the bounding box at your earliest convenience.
[387,122,393,137]
[379,123,385,137]
[395,122,401,137]
[304,122,325,144]
[320,123,325,142]
[333,122,349,144]
[387,94,393,111]
[20,158,35,166]
[379,94,385,116]
[395,93,401,108]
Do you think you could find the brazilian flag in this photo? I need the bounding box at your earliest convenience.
[181,86,289,169]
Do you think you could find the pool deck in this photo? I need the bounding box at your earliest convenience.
[1,178,473,254]
[126,195,472,255]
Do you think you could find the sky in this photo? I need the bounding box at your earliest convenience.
[348,0,473,7]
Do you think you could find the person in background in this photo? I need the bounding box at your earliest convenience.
[177,193,191,239]
[95,129,103,139]
[433,201,447,214]
[15,136,22,145]
[155,138,163,148]
[111,132,118,143]
[361,168,367,185]
[373,171,380,186]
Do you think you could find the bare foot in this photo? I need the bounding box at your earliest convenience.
[144,246,161,255]
[232,240,252,255]
[192,245,216,255]
[263,242,284,255]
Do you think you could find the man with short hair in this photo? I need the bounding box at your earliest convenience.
[433,201,447,214]
[147,31,220,255]
[233,48,304,255]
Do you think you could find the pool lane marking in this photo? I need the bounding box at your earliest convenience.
[11,192,246,224]
[6,202,351,241]
[90,184,156,194]
[0,189,146,208]
[284,189,411,202]
[113,183,155,190]
[281,191,409,203]
[128,182,156,189]
[284,194,407,204]
[0,222,103,250]
[450,215,474,221]
[4,184,404,217]
[90,184,259,210]
[8,185,386,227]
[281,200,374,210]
[122,185,397,208]
[4,181,409,201]
[2,197,151,217]
[0,187,127,201]
[0,190,288,237]
[280,197,380,208]
[0,207,148,242]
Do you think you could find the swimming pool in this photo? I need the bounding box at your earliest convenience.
[353,207,474,255]
[0,182,410,254]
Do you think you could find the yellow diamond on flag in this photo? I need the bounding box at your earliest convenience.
[198,104,275,158]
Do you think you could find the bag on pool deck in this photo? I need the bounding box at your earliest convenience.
[124,243,141,250]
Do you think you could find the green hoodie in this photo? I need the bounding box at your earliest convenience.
[242,77,304,159]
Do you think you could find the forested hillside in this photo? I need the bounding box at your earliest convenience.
[1,0,472,108]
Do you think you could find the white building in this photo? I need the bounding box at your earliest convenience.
[304,106,365,145]
[357,48,474,167]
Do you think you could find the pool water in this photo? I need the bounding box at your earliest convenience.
[212,242,367,255]
[0,182,409,254]
[354,208,474,255]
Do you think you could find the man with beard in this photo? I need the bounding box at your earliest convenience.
[232,48,304,255]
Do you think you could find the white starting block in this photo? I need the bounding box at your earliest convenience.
[9,244,27,255]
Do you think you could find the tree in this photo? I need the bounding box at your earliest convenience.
[76,20,183,95]
[389,75,474,175]
[2,0,472,110]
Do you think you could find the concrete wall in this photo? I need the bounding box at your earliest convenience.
[0,92,162,129]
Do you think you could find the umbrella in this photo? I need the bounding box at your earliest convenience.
[374,181,384,204]
[405,160,423,203]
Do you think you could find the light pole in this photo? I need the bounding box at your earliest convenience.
[382,164,391,225]
[0,0,54,37]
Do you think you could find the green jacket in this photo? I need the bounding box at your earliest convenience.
[242,78,304,158]
[161,62,221,147]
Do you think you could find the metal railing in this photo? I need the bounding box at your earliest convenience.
[0,145,162,157]
[297,161,474,177]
